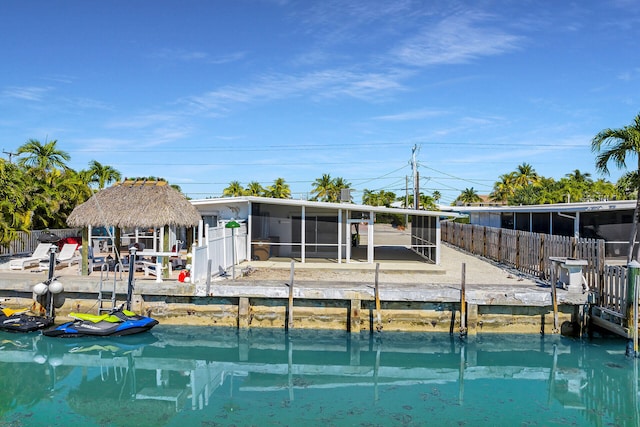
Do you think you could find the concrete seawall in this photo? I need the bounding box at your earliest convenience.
[0,244,588,335]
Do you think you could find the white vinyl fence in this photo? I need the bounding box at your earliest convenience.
[191,223,248,285]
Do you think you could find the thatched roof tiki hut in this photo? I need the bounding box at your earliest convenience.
[67,180,202,276]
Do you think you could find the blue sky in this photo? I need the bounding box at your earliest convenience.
[1,1,639,205]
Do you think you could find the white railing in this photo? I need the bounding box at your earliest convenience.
[1,228,81,257]
[191,223,248,284]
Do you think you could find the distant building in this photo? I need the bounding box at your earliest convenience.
[454,195,507,207]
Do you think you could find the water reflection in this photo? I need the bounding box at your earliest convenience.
[0,328,638,426]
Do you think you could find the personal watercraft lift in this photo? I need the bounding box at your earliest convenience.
[43,248,159,338]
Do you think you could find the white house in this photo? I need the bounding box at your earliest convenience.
[190,196,458,266]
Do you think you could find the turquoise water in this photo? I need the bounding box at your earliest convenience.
[0,327,637,427]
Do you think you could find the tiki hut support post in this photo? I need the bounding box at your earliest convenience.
[81,227,89,276]
[163,224,170,279]
[114,227,122,265]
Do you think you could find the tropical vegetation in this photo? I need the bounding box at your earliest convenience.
[222,178,291,199]
[455,187,482,205]
[310,174,352,202]
[0,139,122,246]
[591,112,640,262]
[449,162,623,207]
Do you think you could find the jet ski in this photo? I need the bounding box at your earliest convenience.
[43,247,159,338]
[0,306,54,333]
[42,307,158,338]
[0,247,60,333]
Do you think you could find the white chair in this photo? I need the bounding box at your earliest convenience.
[88,246,107,272]
[56,243,80,267]
[9,243,54,270]
[92,239,105,253]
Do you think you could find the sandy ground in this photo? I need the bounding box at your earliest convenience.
[235,246,537,286]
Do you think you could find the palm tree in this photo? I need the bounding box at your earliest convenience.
[16,139,70,173]
[510,185,543,206]
[331,177,351,202]
[310,174,333,202]
[588,178,619,201]
[222,181,245,197]
[513,163,540,188]
[38,169,91,228]
[455,187,482,205]
[565,169,592,184]
[86,160,122,189]
[490,172,517,203]
[0,160,29,245]
[432,191,441,204]
[363,189,396,207]
[245,181,265,196]
[265,178,291,199]
[616,171,639,200]
[591,112,640,261]
[363,189,379,206]
[420,194,437,210]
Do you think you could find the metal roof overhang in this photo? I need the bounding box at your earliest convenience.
[441,200,637,215]
[191,196,464,219]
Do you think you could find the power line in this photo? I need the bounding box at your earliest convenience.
[418,163,492,188]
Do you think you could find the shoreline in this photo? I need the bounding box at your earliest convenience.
[0,244,587,335]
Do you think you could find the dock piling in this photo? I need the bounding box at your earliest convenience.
[374,263,382,332]
[551,262,559,334]
[287,260,294,330]
[460,263,467,337]
[626,262,640,357]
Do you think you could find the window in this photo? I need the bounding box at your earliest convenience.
[202,215,218,228]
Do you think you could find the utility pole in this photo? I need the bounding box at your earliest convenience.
[2,149,17,163]
[405,175,409,225]
[411,145,419,210]
[405,176,409,208]
[416,171,420,209]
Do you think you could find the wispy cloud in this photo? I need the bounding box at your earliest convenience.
[1,86,52,101]
[149,49,246,64]
[106,113,184,129]
[392,12,523,66]
[294,0,416,44]
[184,68,407,113]
[374,108,447,121]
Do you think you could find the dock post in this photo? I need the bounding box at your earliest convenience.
[460,263,467,337]
[350,298,361,333]
[467,304,478,335]
[238,297,250,329]
[205,259,212,296]
[374,263,382,332]
[627,261,640,357]
[287,260,294,330]
[551,262,559,334]
[635,276,639,357]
